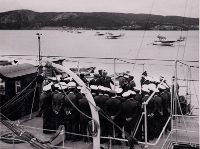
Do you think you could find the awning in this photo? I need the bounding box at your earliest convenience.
[0,63,37,78]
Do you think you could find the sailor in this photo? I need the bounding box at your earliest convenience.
[121,91,140,144]
[115,87,126,103]
[151,87,163,138]
[89,73,101,87]
[52,83,65,130]
[158,84,169,133]
[104,90,122,145]
[118,73,128,92]
[133,87,143,105]
[64,82,79,141]
[93,86,109,142]
[128,90,142,141]
[100,71,114,89]
[74,86,83,100]
[141,87,156,141]
[78,93,92,142]
[140,71,148,86]
[127,75,136,90]
[80,73,89,86]
[90,85,99,97]
[36,83,54,134]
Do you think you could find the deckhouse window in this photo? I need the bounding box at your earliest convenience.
[0,78,5,95]
[15,80,21,94]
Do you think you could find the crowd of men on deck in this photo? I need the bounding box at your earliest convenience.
[37,70,174,146]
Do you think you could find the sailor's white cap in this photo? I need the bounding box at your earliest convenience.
[142,84,149,89]
[152,88,159,93]
[43,84,51,91]
[103,87,111,92]
[133,87,141,92]
[158,84,166,90]
[122,91,130,97]
[54,84,60,88]
[116,88,123,94]
[59,82,68,86]
[148,83,156,90]
[128,90,136,95]
[77,86,82,90]
[50,77,57,81]
[64,77,73,81]
[98,86,105,91]
[90,85,98,90]
[141,87,150,93]
[67,82,76,87]
[124,75,129,78]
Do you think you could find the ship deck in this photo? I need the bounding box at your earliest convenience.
[0,106,199,149]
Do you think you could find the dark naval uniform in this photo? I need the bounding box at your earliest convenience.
[121,99,140,137]
[39,91,54,133]
[89,78,101,87]
[104,97,122,142]
[52,90,65,130]
[64,91,79,141]
[142,94,157,140]
[152,94,163,137]
[100,76,114,89]
[94,93,108,137]
[78,96,91,142]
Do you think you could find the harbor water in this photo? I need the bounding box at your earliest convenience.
[0,30,199,107]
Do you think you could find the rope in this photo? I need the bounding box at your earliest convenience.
[131,0,156,73]
[29,82,38,120]
[1,76,38,110]
[2,85,38,113]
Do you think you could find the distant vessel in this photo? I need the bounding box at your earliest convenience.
[106,33,125,39]
[95,32,106,36]
[152,35,186,46]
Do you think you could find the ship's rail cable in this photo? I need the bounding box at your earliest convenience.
[175,0,189,61]
[175,92,191,144]
[131,0,156,73]
[1,77,38,111]
[2,84,38,114]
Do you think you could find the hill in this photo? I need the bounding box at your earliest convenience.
[0,10,199,30]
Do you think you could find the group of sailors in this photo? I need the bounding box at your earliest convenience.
[37,70,173,146]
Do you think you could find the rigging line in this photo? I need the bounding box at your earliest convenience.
[190,73,199,104]
[175,93,191,144]
[175,0,189,61]
[29,82,38,120]
[1,85,38,113]
[131,0,156,73]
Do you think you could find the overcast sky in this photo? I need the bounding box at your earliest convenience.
[0,0,199,18]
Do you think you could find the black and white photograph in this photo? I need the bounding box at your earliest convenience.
[0,0,199,149]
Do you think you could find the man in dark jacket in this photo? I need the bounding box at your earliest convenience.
[121,92,140,141]
[141,87,157,140]
[94,86,109,141]
[78,93,91,142]
[100,71,114,89]
[64,82,79,141]
[89,73,101,87]
[52,84,65,130]
[104,90,122,145]
[37,83,54,134]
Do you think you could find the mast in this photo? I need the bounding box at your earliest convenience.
[36,33,42,64]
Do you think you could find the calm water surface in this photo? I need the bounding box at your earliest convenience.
[0,30,199,105]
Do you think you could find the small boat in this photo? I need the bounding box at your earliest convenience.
[106,33,125,39]
[95,32,106,36]
[152,35,177,46]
